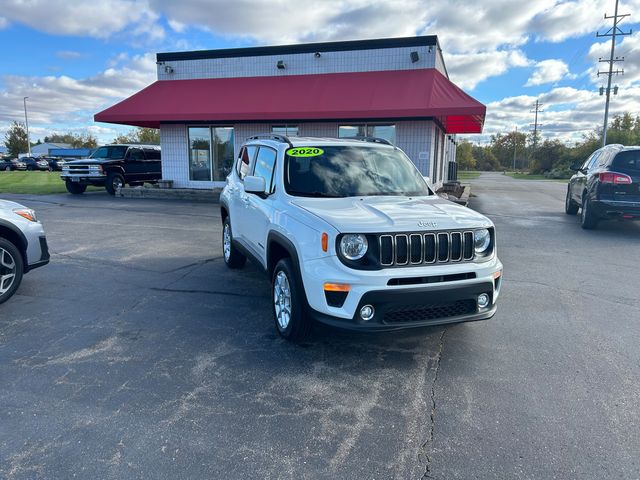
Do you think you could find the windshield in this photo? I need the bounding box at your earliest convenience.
[285,146,431,198]
[90,146,128,160]
[613,151,640,171]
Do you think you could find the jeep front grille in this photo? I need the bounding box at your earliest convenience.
[379,231,474,267]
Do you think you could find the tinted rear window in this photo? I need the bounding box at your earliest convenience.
[612,151,640,170]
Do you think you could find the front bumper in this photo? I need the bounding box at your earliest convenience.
[309,281,497,331]
[61,172,107,185]
[302,254,502,331]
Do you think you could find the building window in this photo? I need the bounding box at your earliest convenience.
[272,125,299,136]
[213,127,234,181]
[188,126,235,181]
[188,127,211,181]
[338,124,396,144]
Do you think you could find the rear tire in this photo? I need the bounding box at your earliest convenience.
[105,173,125,195]
[272,258,312,342]
[222,217,246,269]
[565,187,579,215]
[0,238,24,305]
[65,180,87,195]
[581,195,598,230]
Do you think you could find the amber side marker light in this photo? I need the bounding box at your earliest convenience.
[321,232,328,252]
[493,271,502,279]
[323,283,351,292]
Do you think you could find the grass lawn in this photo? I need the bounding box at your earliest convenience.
[458,171,481,180]
[0,171,101,194]
[504,172,568,182]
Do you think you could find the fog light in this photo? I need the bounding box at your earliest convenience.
[477,293,490,308]
[360,305,375,321]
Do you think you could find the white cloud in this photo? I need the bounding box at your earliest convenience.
[0,54,156,128]
[525,59,570,86]
[448,50,531,90]
[56,50,83,60]
[0,16,8,29]
[0,0,163,41]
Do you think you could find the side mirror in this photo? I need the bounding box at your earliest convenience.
[244,175,266,194]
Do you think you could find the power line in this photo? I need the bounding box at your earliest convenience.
[597,0,631,147]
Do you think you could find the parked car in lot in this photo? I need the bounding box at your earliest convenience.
[0,158,27,171]
[0,199,49,304]
[0,157,14,171]
[220,135,503,342]
[42,156,66,171]
[566,144,640,229]
[60,144,162,195]
[21,157,50,171]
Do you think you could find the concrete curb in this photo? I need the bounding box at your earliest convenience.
[118,186,222,203]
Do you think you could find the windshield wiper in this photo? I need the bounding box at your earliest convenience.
[287,190,343,198]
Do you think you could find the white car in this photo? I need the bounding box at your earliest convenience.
[0,199,49,304]
[220,135,503,341]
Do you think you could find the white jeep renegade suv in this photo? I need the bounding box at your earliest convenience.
[220,135,502,341]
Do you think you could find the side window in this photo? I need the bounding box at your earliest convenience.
[143,148,161,160]
[236,145,257,180]
[252,147,277,194]
[587,152,601,171]
[127,148,144,160]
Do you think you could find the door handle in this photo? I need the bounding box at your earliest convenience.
[242,196,250,206]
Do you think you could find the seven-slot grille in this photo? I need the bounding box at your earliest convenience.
[379,231,474,266]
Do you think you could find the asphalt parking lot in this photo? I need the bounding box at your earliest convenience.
[1,172,639,479]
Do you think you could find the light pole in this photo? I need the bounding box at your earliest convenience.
[23,96,31,156]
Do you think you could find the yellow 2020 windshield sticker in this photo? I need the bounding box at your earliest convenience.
[287,147,324,157]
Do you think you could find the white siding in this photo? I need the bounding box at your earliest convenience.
[160,120,437,187]
[158,46,436,81]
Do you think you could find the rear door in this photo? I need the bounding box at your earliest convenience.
[229,145,257,245]
[609,151,640,202]
[242,146,278,265]
[571,152,599,204]
[124,148,145,181]
[142,148,162,181]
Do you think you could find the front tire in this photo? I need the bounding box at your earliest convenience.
[0,238,24,304]
[565,187,579,215]
[272,258,312,342]
[105,173,125,195]
[222,217,246,269]
[65,180,87,195]
[581,194,598,229]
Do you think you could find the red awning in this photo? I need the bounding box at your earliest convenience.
[95,69,485,134]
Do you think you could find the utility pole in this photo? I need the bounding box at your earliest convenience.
[529,100,543,169]
[597,0,631,147]
[513,126,517,171]
[23,96,31,156]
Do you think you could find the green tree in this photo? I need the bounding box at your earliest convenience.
[4,121,29,157]
[456,140,476,170]
[44,131,97,148]
[112,127,160,145]
[472,145,500,171]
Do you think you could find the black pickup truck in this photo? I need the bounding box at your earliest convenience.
[61,144,161,195]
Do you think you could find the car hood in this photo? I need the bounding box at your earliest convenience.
[0,199,26,211]
[290,195,493,233]
[65,158,119,165]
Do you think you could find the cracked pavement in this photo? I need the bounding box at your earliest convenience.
[1,174,639,479]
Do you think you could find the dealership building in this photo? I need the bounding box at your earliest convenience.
[95,36,485,190]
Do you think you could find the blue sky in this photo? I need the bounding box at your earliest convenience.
[1,0,640,145]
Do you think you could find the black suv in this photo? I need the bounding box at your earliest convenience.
[566,144,640,229]
[60,144,161,195]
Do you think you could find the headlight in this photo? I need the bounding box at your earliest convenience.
[13,208,37,222]
[340,234,368,260]
[474,228,491,254]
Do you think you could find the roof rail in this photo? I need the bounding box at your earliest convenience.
[351,136,392,146]
[247,134,293,147]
